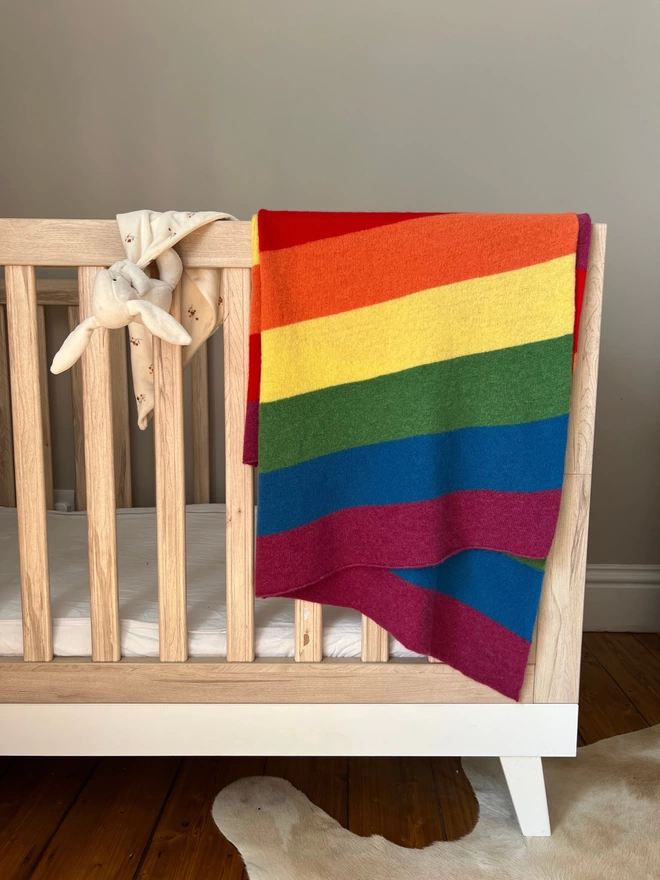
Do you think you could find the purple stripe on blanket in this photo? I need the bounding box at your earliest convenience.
[291,566,531,700]
[243,400,260,466]
[577,213,592,269]
[255,489,562,594]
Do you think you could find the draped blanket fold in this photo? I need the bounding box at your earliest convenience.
[244,211,591,700]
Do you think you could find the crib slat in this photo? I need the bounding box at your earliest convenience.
[68,306,87,510]
[295,600,323,662]
[361,617,389,662]
[109,328,132,508]
[78,266,120,662]
[0,305,16,507]
[4,266,52,661]
[153,283,187,662]
[36,305,54,510]
[224,268,255,662]
[191,342,211,504]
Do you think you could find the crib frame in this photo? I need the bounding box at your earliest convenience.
[0,219,606,836]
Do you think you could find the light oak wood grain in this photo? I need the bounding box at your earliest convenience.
[153,284,188,662]
[109,328,132,508]
[0,219,252,268]
[224,269,255,662]
[534,225,606,704]
[0,657,535,704]
[67,305,87,510]
[361,616,389,662]
[36,306,54,510]
[191,343,210,504]
[4,266,52,661]
[0,278,78,306]
[295,600,323,662]
[0,305,16,507]
[78,266,120,662]
[564,224,607,476]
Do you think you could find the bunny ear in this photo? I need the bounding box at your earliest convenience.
[50,316,100,373]
[126,299,192,346]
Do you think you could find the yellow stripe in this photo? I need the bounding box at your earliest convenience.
[261,254,575,402]
[252,214,260,266]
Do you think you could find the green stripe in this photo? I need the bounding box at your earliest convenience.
[258,334,573,473]
[506,554,547,572]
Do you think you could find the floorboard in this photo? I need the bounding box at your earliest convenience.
[26,758,180,880]
[635,632,660,659]
[348,756,446,847]
[0,633,657,877]
[431,757,479,840]
[0,758,97,880]
[135,757,265,880]
[578,640,649,744]
[584,632,660,726]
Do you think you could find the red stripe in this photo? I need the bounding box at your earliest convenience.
[573,266,587,358]
[258,210,446,252]
[274,567,531,700]
[255,489,561,593]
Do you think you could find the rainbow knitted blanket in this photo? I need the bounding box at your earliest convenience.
[244,211,591,700]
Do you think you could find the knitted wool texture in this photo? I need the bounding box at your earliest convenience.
[244,211,591,700]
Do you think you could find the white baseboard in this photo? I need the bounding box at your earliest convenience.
[584,565,660,631]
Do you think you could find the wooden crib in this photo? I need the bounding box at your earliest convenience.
[0,218,606,836]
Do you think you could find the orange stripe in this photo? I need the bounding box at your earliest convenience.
[260,213,578,331]
[250,264,261,335]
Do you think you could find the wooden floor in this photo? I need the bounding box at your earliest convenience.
[1,633,659,879]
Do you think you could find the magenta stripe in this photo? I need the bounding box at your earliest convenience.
[576,213,592,269]
[255,489,561,594]
[243,401,259,466]
[286,567,531,700]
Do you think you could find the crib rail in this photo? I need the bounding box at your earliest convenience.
[0,219,606,709]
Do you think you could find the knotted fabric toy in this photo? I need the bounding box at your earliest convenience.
[51,209,237,428]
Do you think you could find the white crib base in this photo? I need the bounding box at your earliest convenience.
[2,702,574,837]
[0,702,578,756]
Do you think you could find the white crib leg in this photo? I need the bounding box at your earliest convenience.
[499,756,551,837]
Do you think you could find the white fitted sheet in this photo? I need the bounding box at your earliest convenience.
[0,504,419,658]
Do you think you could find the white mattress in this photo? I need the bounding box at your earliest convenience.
[0,504,419,659]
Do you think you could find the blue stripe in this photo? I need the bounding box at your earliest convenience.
[257,415,568,536]
[391,550,544,641]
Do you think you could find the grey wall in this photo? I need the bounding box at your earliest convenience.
[1,1,658,562]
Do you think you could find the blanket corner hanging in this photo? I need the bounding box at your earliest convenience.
[245,210,591,700]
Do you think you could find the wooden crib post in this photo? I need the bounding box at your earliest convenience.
[153,282,188,662]
[4,265,52,661]
[0,304,16,508]
[534,224,607,704]
[78,266,121,662]
[224,268,255,662]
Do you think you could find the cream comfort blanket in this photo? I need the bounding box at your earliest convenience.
[119,210,236,428]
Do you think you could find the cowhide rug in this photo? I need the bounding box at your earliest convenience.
[213,725,660,879]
